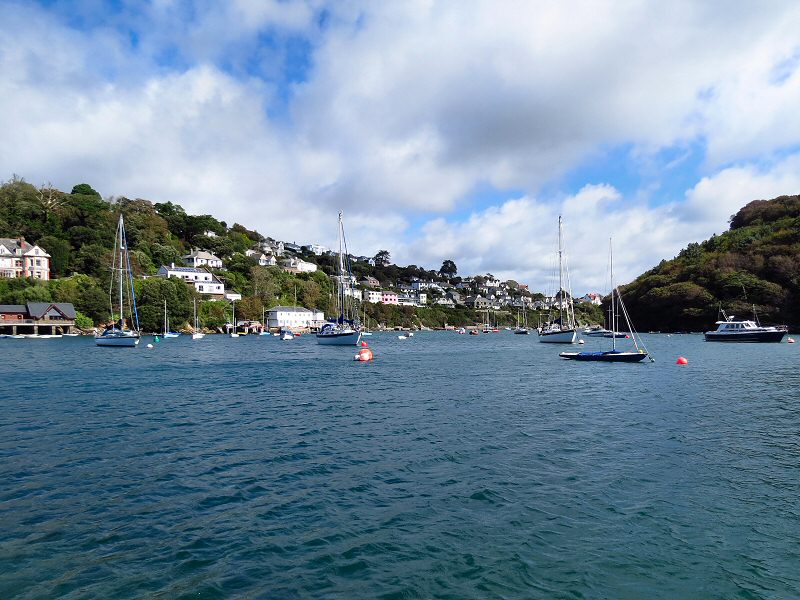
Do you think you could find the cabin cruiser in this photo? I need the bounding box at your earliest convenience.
[704,315,787,342]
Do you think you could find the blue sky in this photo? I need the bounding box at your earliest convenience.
[2,1,800,292]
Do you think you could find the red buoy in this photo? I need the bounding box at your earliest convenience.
[676,356,688,365]
[361,341,369,347]
[354,348,374,361]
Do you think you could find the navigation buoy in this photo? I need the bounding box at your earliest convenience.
[154,335,160,343]
[676,356,688,365]
[354,348,374,361]
[788,338,795,344]
[361,341,369,347]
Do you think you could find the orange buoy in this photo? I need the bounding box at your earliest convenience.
[354,348,374,361]
[361,341,369,347]
[676,356,688,365]
[788,338,795,344]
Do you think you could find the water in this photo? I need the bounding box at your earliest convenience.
[1,332,799,599]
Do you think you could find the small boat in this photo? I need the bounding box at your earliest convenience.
[704,310,787,342]
[192,299,205,339]
[280,330,294,340]
[469,329,479,336]
[96,214,141,348]
[62,332,81,337]
[456,327,466,334]
[398,335,407,340]
[560,240,652,363]
[162,300,180,338]
[229,299,240,337]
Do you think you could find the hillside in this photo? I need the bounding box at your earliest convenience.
[0,176,603,329]
[619,195,800,332]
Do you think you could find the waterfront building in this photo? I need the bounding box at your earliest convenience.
[267,306,324,330]
[157,264,226,298]
[0,238,51,280]
[0,302,76,335]
[183,248,223,269]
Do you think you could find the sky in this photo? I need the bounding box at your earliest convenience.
[2,1,800,293]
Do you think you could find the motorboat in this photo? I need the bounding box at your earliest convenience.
[704,313,787,342]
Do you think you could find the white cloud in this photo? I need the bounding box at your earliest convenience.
[1,1,800,289]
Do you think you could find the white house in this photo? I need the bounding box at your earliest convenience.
[579,292,603,306]
[157,264,226,298]
[363,289,382,303]
[0,238,51,280]
[183,248,223,269]
[302,244,327,255]
[281,257,317,273]
[246,250,277,266]
[267,306,324,329]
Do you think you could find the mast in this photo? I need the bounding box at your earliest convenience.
[558,215,563,325]
[118,215,125,328]
[338,211,345,322]
[164,299,167,336]
[610,238,616,351]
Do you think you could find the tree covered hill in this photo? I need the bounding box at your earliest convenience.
[619,195,800,332]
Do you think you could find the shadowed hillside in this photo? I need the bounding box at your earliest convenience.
[618,194,800,332]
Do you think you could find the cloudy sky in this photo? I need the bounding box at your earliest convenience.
[2,1,800,293]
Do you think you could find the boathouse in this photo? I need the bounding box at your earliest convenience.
[0,302,77,335]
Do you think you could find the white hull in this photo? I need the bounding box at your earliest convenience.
[96,335,140,347]
[192,333,205,339]
[316,330,362,346]
[538,329,577,343]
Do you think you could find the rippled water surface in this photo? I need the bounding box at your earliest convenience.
[1,332,799,598]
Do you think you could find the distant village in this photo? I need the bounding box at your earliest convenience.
[1,231,603,333]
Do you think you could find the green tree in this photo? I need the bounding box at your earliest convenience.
[439,259,457,278]
[374,249,391,266]
[75,311,93,329]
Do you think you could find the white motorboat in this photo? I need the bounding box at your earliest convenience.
[704,311,787,342]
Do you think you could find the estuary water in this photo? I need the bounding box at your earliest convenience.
[1,332,799,599]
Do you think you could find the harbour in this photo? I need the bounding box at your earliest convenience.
[2,332,799,597]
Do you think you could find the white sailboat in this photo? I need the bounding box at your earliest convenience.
[192,299,204,339]
[538,216,577,343]
[317,211,362,346]
[96,214,141,347]
[229,299,239,337]
[162,299,180,338]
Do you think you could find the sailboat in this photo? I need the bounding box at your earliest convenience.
[317,211,362,346]
[560,240,652,362]
[514,308,530,334]
[96,214,141,347]
[538,216,577,343]
[192,299,204,339]
[229,299,239,337]
[162,299,180,338]
[259,307,270,335]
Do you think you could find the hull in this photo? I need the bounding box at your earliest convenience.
[316,330,362,346]
[704,330,786,342]
[96,334,140,347]
[513,329,530,335]
[538,328,577,343]
[560,350,648,362]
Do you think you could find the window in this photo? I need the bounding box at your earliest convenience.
[198,285,204,291]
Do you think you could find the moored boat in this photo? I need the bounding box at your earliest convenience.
[538,216,578,344]
[96,214,140,348]
[704,312,787,342]
[560,240,652,363]
[317,212,362,347]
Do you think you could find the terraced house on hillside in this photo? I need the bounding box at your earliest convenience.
[0,238,50,280]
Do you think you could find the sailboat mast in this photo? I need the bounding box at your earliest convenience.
[610,238,616,352]
[118,215,125,328]
[558,215,564,324]
[338,212,345,321]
